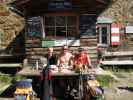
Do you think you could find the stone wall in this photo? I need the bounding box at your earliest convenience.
[0,3,24,51]
[100,0,133,26]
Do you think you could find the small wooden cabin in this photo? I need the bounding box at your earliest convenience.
[12,0,113,66]
[1,0,133,67]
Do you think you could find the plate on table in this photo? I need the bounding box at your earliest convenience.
[49,65,57,69]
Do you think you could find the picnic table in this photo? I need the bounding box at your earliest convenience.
[17,66,106,100]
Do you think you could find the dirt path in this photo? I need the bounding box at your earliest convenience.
[104,72,133,100]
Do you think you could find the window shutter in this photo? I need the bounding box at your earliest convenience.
[111,23,120,45]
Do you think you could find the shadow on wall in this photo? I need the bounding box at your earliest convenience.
[0,29,26,63]
[5,29,25,55]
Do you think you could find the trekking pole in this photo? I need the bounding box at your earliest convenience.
[41,59,53,100]
[47,60,53,100]
[78,68,83,100]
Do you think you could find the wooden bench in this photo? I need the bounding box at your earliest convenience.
[100,60,133,65]
[100,60,133,71]
[0,63,22,68]
[103,51,133,57]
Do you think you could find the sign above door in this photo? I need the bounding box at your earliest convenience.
[48,0,72,11]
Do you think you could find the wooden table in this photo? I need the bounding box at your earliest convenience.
[17,66,96,76]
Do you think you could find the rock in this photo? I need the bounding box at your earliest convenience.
[0,3,24,49]
[101,0,133,26]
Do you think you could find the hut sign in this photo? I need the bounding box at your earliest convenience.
[125,26,133,33]
[42,39,80,47]
[48,0,72,11]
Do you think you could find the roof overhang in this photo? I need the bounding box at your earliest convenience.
[12,0,113,16]
[97,17,114,24]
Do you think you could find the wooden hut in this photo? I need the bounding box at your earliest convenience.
[11,0,112,66]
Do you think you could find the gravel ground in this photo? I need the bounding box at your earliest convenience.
[0,98,13,100]
[104,72,133,100]
[0,71,133,100]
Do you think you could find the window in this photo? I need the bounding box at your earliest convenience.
[44,15,78,39]
[26,17,42,38]
[98,24,111,45]
[80,15,96,36]
[101,27,108,44]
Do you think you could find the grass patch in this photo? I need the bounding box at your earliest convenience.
[12,75,26,82]
[101,65,133,72]
[0,74,27,94]
[0,83,11,94]
[96,75,114,87]
[0,74,26,84]
[0,75,12,83]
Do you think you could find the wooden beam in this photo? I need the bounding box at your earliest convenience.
[0,54,25,58]
[0,63,22,67]
[96,0,108,4]
[100,60,133,65]
[16,0,30,5]
[103,51,133,57]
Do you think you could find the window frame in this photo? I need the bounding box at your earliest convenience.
[43,12,79,39]
[98,24,111,46]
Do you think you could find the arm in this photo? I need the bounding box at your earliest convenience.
[69,55,74,68]
[56,53,62,67]
[87,55,92,68]
[56,57,60,67]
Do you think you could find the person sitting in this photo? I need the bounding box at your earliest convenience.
[57,45,73,69]
[41,47,57,100]
[73,47,92,71]
[45,47,57,69]
[53,45,73,99]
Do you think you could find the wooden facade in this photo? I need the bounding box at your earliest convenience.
[2,0,133,66]
[10,0,113,66]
